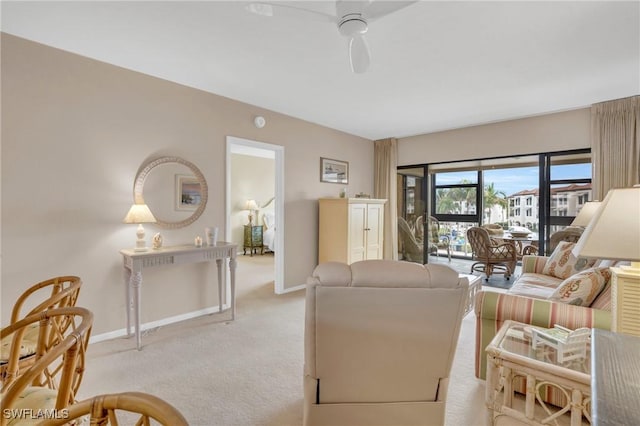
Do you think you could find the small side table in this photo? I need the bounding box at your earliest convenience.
[485,320,591,426]
[243,225,264,256]
[459,273,482,316]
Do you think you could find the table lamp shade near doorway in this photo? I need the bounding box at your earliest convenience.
[123,204,157,252]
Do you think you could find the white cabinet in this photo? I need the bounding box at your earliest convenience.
[318,198,386,264]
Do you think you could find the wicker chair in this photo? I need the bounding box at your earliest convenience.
[398,217,423,263]
[1,276,82,380]
[41,392,189,426]
[427,216,451,261]
[0,307,93,426]
[481,223,504,237]
[9,276,82,324]
[414,215,424,242]
[466,226,517,281]
[548,227,584,254]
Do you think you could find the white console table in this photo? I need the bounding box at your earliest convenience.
[120,243,238,350]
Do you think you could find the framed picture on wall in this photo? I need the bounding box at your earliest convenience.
[175,174,202,211]
[320,157,349,184]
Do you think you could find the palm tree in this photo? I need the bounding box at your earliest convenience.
[436,189,457,214]
[484,182,507,223]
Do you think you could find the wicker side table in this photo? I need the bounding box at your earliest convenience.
[485,320,591,426]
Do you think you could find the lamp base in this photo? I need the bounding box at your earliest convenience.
[134,224,148,252]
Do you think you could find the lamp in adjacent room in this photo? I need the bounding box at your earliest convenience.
[245,199,259,226]
[570,200,602,227]
[572,185,640,337]
[123,203,157,252]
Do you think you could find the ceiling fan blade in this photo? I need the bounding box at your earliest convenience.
[349,35,370,74]
[363,0,418,21]
[246,2,335,23]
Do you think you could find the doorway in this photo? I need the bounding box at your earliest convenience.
[226,136,285,294]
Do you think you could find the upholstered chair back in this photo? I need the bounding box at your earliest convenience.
[304,260,469,426]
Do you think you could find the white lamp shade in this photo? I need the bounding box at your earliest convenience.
[570,201,601,227]
[572,186,640,261]
[245,199,259,210]
[123,204,157,224]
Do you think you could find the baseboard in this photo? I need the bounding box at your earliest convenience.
[278,283,306,294]
[89,304,228,344]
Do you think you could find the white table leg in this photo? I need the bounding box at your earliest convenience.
[216,258,223,313]
[229,249,237,320]
[124,267,132,336]
[131,271,143,350]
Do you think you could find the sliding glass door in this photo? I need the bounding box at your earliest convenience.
[398,149,591,263]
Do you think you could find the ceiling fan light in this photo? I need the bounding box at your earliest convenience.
[338,17,368,37]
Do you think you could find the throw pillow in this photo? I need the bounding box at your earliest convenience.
[549,267,612,307]
[542,241,597,280]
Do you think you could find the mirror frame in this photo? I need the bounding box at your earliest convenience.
[133,156,208,229]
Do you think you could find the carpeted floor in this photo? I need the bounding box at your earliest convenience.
[80,255,563,426]
[80,255,489,425]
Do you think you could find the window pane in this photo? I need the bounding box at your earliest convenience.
[550,162,591,181]
[550,183,592,216]
[435,171,477,185]
[435,187,477,214]
[484,166,539,232]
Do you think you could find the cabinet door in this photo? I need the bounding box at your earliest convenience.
[365,203,385,260]
[252,225,263,245]
[348,203,367,263]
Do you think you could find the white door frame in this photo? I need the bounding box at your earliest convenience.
[226,136,285,294]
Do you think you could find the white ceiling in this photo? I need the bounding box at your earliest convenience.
[2,1,639,140]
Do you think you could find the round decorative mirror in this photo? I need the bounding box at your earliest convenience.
[133,156,208,229]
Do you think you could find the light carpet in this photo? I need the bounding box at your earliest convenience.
[79,255,497,426]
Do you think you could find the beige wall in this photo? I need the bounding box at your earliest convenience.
[1,34,374,335]
[230,154,275,248]
[398,108,591,166]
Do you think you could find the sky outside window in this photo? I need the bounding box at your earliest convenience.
[478,164,590,197]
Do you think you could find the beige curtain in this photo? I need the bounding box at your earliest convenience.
[591,96,640,199]
[374,138,398,260]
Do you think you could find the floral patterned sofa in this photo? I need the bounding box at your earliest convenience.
[474,241,615,381]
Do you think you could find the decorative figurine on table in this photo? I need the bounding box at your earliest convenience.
[152,233,163,249]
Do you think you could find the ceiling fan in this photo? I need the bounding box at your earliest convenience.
[246,0,417,73]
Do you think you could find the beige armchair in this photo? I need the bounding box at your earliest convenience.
[304,260,469,426]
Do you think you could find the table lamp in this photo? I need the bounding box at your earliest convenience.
[123,203,157,252]
[245,199,259,226]
[570,201,601,227]
[572,185,640,337]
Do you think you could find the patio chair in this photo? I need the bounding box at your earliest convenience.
[481,223,504,237]
[427,216,451,261]
[414,215,424,242]
[398,217,423,263]
[548,227,583,254]
[466,226,517,281]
